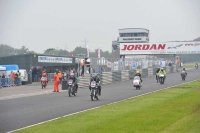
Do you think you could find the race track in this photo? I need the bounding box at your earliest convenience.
[0,69,199,133]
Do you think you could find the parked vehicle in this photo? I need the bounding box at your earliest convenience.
[19,69,28,85]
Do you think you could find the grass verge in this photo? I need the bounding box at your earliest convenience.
[15,80,200,133]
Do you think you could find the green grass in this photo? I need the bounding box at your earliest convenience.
[16,80,200,133]
[183,62,198,68]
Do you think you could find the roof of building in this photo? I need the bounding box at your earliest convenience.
[118,28,149,31]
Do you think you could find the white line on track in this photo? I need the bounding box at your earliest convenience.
[7,78,199,133]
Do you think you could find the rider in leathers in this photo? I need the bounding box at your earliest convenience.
[158,68,166,81]
[181,67,187,76]
[89,73,101,95]
[68,73,78,93]
[135,70,142,82]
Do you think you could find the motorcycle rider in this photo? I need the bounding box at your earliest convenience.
[40,71,48,87]
[195,62,198,69]
[89,73,101,96]
[181,67,187,76]
[68,73,78,93]
[135,70,142,82]
[155,67,160,82]
[158,68,166,81]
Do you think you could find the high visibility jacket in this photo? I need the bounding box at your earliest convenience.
[158,70,166,75]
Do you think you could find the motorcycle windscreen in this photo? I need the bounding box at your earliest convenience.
[68,80,73,85]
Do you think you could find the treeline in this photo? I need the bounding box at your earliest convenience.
[0,44,111,58]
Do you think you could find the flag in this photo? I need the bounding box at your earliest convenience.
[71,52,74,56]
[98,46,100,58]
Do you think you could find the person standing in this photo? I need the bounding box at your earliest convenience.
[53,72,60,92]
[81,59,85,76]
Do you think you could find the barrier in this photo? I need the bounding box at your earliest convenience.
[121,70,129,81]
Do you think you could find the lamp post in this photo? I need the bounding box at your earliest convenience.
[76,54,86,76]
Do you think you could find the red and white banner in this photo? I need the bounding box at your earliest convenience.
[98,47,100,58]
[120,42,200,55]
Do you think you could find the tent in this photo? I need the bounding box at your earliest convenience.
[0,66,6,71]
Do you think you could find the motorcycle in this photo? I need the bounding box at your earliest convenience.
[159,73,165,84]
[195,65,198,70]
[133,76,142,90]
[68,79,77,97]
[181,71,186,81]
[40,77,47,89]
[90,81,99,101]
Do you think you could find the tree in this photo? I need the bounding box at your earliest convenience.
[0,44,15,57]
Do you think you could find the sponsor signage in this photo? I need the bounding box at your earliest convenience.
[120,42,200,55]
[38,56,72,63]
[119,37,148,43]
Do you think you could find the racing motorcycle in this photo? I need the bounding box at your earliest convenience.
[68,79,77,97]
[159,73,165,84]
[133,76,142,90]
[195,65,198,70]
[40,77,47,89]
[181,71,186,81]
[90,81,99,101]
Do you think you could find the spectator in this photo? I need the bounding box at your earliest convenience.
[81,60,85,76]
[1,73,6,86]
[11,72,16,86]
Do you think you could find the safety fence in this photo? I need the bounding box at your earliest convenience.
[0,78,21,88]
[88,57,175,73]
[77,65,177,88]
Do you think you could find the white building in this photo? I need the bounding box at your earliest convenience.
[118,28,149,43]
[112,28,149,52]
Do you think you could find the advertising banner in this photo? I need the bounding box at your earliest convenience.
[159,61,166,67]
[114,61,118,71]
[142,60,148,69]
[120,42,200,55]
[132,61,136,69]
[38,56,72,63]
[107,61,112,68]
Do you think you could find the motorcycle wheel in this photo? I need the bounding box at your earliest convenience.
[68,87,71,97]
[91,90,95,101]
[42,83,44,89]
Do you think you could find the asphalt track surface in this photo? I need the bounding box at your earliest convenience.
[0,69,200,133]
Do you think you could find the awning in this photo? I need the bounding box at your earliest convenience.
[0,66,6,71]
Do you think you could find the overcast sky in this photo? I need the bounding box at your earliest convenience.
[0,0,200,53]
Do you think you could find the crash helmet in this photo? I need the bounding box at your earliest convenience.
[70,73,74,78]
[136,70,140,74]
[160,68,164,71]
[92,73,97,79]
[183,67,185,70]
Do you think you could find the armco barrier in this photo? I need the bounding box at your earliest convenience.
[112,71,121,82]
[170,66,173,73]
[102,72,112,85]
[142,69,148,78]
[166,66,170,73]
[148,68,153,77]
[121,70,129,81]
[129,70,136,79]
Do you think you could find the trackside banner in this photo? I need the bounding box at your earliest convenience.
[120,42,200,55]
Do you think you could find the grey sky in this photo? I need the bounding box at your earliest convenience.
[0,0,200,53]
